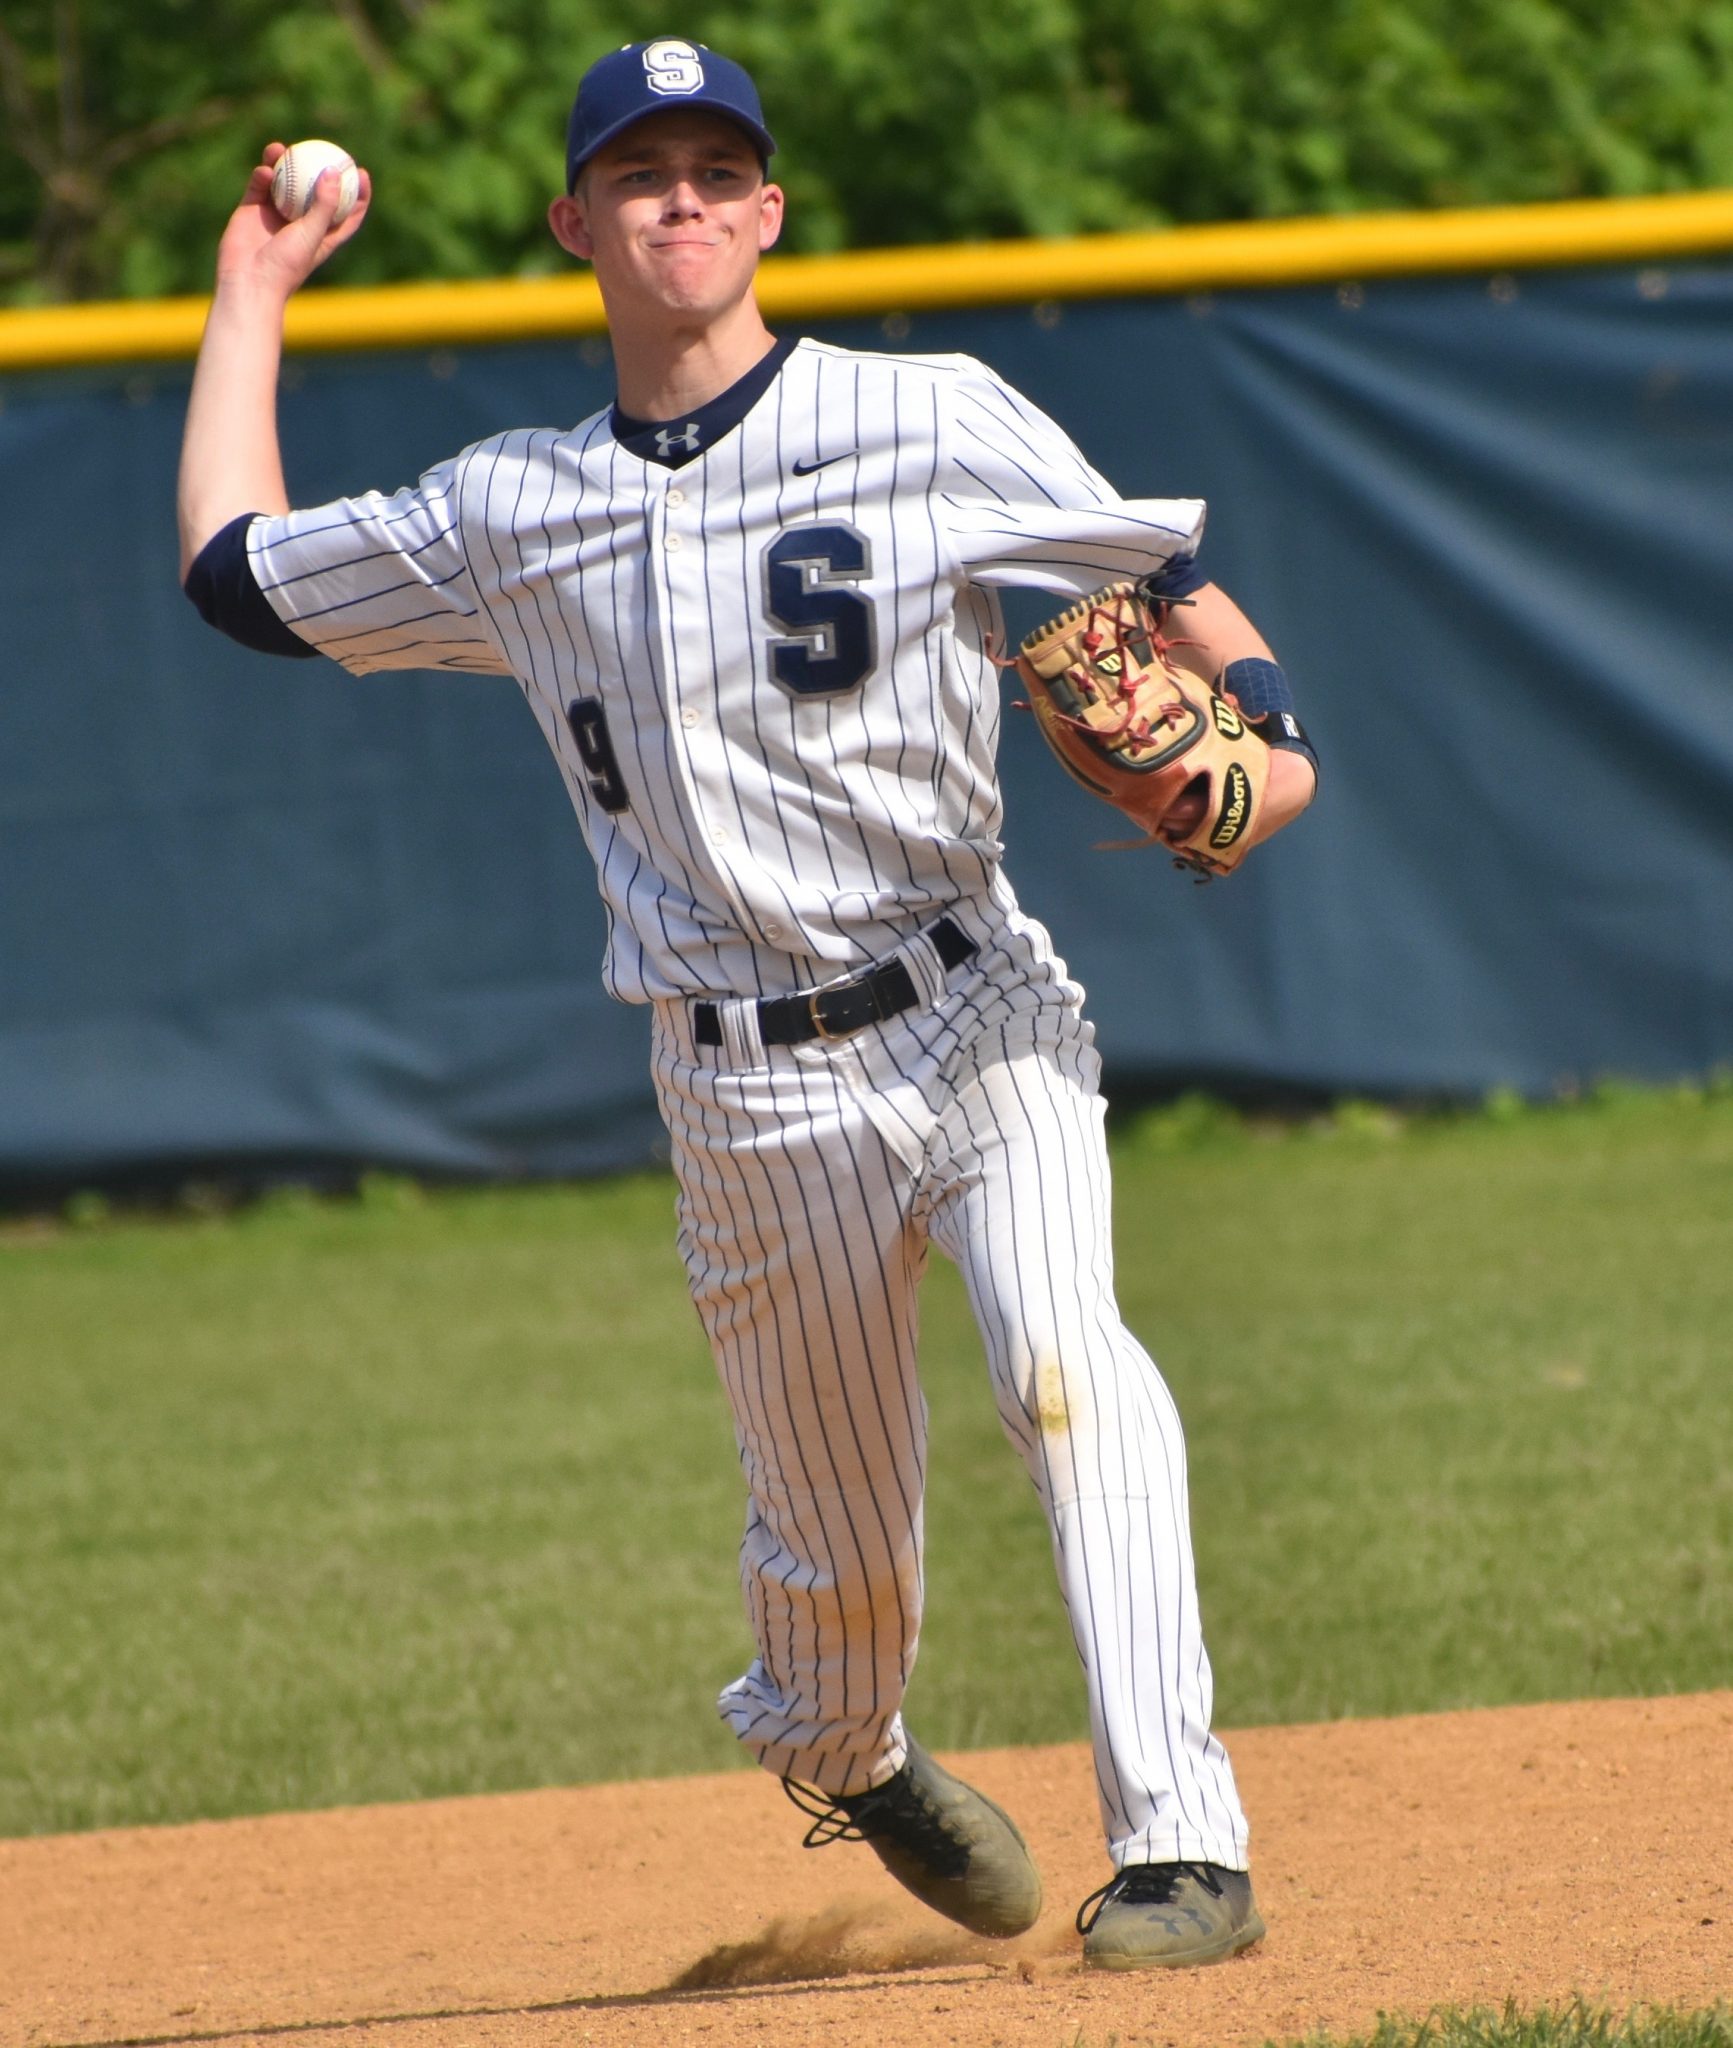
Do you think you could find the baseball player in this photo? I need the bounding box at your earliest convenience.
[178,38,1318,1969]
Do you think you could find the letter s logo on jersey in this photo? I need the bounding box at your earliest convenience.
[643,39,705,95]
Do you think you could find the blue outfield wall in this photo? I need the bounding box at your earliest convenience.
[1,263,1730,1187]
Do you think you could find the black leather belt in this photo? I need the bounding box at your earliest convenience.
[694,915,976,1048]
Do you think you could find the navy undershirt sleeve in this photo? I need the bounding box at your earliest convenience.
[183,514,320,659]
[1140,551,1211,600]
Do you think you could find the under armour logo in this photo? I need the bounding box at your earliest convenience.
[655,423,702,456]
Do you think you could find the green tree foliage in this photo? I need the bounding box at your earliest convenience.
[4,0,1733,303]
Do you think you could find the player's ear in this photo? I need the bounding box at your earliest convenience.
[549,192,594,261]
[757,181,784,254]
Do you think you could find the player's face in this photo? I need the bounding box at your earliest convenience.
[550,111,783,323]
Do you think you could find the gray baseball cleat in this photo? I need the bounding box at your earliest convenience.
[1076,1860,1265,1968]
[785,1732,1043,1937]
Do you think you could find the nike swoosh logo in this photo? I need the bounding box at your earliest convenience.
[791,451,857,475]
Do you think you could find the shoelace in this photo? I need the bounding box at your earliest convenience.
[782,1768,968,1874]
[1074,1859,1225,1936]
[782,1774,872,1848]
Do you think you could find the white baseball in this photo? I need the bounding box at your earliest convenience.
[271,140,360,226]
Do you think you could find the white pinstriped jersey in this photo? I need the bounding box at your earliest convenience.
[249,339,1204,1004]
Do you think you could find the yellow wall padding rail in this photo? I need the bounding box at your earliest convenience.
[4,188,1733,373]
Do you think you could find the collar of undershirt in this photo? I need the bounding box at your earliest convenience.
[611,334,800,469]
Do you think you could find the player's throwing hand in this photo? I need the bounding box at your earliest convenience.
[214,142,371,300]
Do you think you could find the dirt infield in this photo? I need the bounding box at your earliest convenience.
[4,1693,1729,2048]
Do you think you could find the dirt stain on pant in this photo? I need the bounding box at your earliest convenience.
[1035,1357,1073,1436]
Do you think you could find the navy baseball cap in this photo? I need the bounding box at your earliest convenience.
[566,39,776,192]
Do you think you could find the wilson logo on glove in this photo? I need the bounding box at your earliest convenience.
[1211,763,1253,848]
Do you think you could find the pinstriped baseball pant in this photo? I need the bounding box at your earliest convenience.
[649,901,1250,1871]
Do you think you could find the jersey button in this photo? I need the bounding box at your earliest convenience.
[680,708,700,728]
[665,533,683,551]
[710,824,728,845]
[763,922,783,940]
[666,488,685,508]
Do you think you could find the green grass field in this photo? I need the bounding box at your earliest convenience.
[1065,2001,1733,2048]
[1,1085,1729,1840]
[1269,2003,1733,2048]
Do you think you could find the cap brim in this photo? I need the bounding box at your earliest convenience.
[568,102,776,187]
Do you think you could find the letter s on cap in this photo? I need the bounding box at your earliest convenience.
[644,39,705,94]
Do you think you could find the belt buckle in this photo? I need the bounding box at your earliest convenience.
[806,973,878,1041]
[807,984,850,1041]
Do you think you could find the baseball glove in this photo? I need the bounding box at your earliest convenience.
[1014,580,1273,878]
